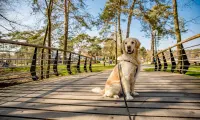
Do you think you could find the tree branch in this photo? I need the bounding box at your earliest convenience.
[0,24,14,32]
[0,13,32,29]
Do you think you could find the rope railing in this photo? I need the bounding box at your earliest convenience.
[0,39,93,83]
[151,34,200,75]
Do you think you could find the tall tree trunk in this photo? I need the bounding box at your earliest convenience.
[118,0,123,54]
[63,0,70,64]
[115,19,118,65]
[41,25,48,79]
[46,0,53,78]
[150,29,155,64]
[172,0,182,70]
[126,0,137,38]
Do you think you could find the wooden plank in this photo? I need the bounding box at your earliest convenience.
[0,70,200,119]
[6,94,200,103]
[1,92,199,99]
[0,116,37,120]
[4,84,200,91]
[42,87,200,90]
[5,81,200,88]
[4,88,200,95]
[1,88,200,94]
[5,84,200,89]
[1,102,200,118]
[0,107,130,120]
[9,98,200,110]
[1,92,200,103]
[1,97,19,102]
[0,114,198,120]
[0,93,29,97]
[8,82,200,88]
[134,116,199,120]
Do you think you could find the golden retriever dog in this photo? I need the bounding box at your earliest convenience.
[92,38,141,100]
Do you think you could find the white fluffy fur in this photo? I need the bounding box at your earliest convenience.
[91,38,141,100]
[91,87,102,93]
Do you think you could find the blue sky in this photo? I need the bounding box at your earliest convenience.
[84,0,200,50]
[1,0,200,50]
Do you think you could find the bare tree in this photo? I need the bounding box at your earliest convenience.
[126,0,137,38]
[172,0,182,70]
[46,0,53,78]
[63,0,70,63]
[118,0,123,54]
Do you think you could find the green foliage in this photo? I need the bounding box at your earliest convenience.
[140,46,147,59]
[100,2,116,22]
[6,29,45,44]
[87,37,102,57]
[99,0,127,37]
[139,3,174,38]
[102,39,115,58]
[144,65,200,77]
[63,33,103,57]
[72,33,90,53]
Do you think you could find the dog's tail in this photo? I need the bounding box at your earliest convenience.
[91,87,104,94]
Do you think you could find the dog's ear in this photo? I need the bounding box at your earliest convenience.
[135,39,141,49]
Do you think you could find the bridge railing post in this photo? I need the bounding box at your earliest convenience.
[77,55,81,73]
[179,44,190,74]
[30,47,38,81]
[162,52,168,71]
[67,53,72,74]
[84,57,87,72]
[89,58,92,72]
[53,50,59,76]
[154,57,157,71]
[40,48,44,79]
[169,49,176,73]
[157,55,162,71]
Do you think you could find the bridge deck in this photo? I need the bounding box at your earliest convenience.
[0,70,200,120]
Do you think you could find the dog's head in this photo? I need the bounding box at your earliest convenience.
[123,38,141,55]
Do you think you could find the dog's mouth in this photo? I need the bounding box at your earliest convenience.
[127,49,134,54]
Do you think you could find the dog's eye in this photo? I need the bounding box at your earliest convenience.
[125,42,127,44]
[131,42,134,44]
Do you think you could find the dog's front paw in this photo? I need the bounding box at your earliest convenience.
[126,95,134,100]
[132,92,139,96]
[113,95,120,99]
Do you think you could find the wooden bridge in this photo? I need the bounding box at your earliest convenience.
[0,68,200,120]
[0,34,200,119]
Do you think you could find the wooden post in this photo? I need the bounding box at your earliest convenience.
[30,47,38,80]
[179,44,190,74]
[169,49,176,72]
[154,56,157,71]
[89,58,92,72]
[84,57,87,72]
[67,53,72,74]
[162,52,168,71]
[77,55,81,73]
[53,50,59,76]
[157,55,162,71]
[40,49,44,79]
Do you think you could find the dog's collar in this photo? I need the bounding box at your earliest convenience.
[121,60,138,67]
[119,60,139,78]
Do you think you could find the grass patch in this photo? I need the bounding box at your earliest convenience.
[1,63,115,77]
[143,64,200,77]
[0,63,115,88]
[92,64,115,72]
[58,63,115,76]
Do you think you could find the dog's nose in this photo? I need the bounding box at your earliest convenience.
[127,46,131,50]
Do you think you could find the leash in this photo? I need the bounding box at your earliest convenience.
[118,64,132,120]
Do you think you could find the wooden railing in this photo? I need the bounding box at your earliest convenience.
[152,34,200,74]
[0,39,92,83]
